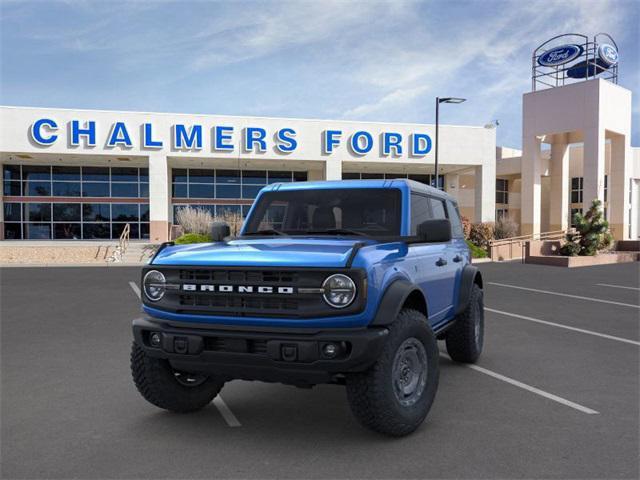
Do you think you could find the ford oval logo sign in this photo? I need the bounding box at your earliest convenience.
[598,44,618,66]
[538,44,583,67]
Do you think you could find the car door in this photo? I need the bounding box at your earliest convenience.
[426,196,458,320]
[445,198,468,280]
[407,193,452,324]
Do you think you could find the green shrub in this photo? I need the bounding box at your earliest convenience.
[174,233,212,244]
[466,240,487,258]
[560,199,613,256]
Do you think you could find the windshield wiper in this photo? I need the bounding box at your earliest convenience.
[305,228,368,237]
[243,229,287,236]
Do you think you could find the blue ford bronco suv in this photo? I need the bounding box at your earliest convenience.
[131,179,484,436]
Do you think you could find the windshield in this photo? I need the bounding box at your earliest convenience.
[243,188,402,237]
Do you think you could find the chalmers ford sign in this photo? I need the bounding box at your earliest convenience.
[28,118,434,157]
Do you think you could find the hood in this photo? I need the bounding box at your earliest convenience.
[152,237,371,268]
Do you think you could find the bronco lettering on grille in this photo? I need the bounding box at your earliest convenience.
[182,284,295,294]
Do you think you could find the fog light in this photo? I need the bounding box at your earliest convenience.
[150,332,162,347]
[323,343,338,358]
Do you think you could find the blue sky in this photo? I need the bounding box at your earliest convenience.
[1,0,638,148]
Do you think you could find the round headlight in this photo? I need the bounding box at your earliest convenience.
[322,274,356,308]
[143,270,166,302]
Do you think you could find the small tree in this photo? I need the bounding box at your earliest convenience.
[560,199,613,256]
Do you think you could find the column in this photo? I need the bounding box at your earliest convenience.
[609,134,631,240]
[549,134,570,231]
[324,158,342,180]
[582,126,605,211]
[148,153,171,243]
[474,162,495,223]
[445,173,460,200]
[521,135,542,236]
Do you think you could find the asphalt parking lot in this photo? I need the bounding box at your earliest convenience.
[1,261,638,479]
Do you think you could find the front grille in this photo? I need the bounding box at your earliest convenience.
[143,267,366,319]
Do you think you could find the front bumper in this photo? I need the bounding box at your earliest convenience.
[132,316,388,386]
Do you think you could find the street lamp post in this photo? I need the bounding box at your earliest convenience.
[435,97,466,189]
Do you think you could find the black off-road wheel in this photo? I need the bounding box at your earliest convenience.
[445,283,484,363]
[345,309,439,437]
[131,342,224,413]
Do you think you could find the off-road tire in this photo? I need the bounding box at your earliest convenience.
[445,283,484,363]
[131,342,224,413]
[345,309,439,436]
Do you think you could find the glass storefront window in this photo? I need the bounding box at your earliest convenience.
[4,203,21,221]
[22,165,51,181]
[112,204,139,222]
[242,185,263,199]
[83,203,110,221]
[54,223,81,239]
[52,182,81,197]
[52,166,80,181]
[3,165,21,181]
[82,182,110,197]
[25,181,51,196]
[26,203,51,222]
[24,223,52,239]
[82,167,109,182]
[3,181,21,196]
[83,223,111,239]
[111,167,138,181]
[53,204,81,221]
[189,169,215,182]
[216,170,240,184]
[4,223,22,239]
[3,200,148,240]
[242,170,266,184]
[188,184,215,199]
[111,183,139,197]
[216,184,241,199]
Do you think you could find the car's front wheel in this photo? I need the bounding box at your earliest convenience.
[130,342,224,413]
[345,309,439,436]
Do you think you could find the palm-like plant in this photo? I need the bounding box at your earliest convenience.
[560,199,613,256]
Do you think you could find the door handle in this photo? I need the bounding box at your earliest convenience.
[436,257,447,267]
[453,255,463,263]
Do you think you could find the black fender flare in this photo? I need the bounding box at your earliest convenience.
[455,265,483,316]
[370,279,426,326]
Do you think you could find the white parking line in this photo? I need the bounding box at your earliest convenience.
[213,397,242,427]
[486,307,640,347]
[129,281,141,299]
[596,283,640,291]
[441,354,599,415]
[489,282,640,309]
[128,281,242,427]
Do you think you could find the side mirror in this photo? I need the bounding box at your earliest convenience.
[417,219,452,243]
[211,221,231,242]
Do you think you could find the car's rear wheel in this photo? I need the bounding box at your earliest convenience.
[345,309,439,436]
[130,342,224,413]
[445,283,484,363]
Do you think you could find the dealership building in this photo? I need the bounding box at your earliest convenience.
[0,34,638,243]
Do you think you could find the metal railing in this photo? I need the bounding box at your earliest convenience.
[489,229,571,262]
[106,223,131,263]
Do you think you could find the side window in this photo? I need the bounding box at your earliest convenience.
[446,200,464,238]
[410,194,431,234]
[429,198,447,220]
